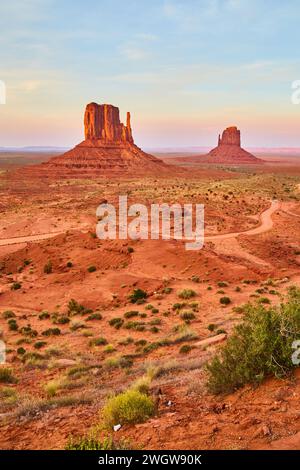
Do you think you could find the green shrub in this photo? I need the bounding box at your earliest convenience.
[66,435,129,450]
[54,316,70,325]
[124,311,139,319]
[208,323,216,332]
[66,261,73,268]
[39,311,50,320]
[11,282,21,291]
[177,289,196,300]
[8,319,18,331]
[128,289,148,304]
[102,389,154,426]
[34,341,47,349]
[42,328,61,336]
[89,337,107,347]
[2,310,15,319]
[179,344,193,354]
[220,296,231,305]
[44,261,52,274]
[217,281,228,288]
[17,347,26,355]
[0,368,17,384]
[162,287,172,294]
[109,317,124,329]
[127,246,134,253]
[68,299,90,315]
[180,311,196,321]
[206,287,300,395]
[86,313,102,321]
[87,265,96,273]
[19,326,38,337]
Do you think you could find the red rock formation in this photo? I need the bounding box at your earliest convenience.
[38,102,171,176]
[84,103,133,143]
[202,126,263,164]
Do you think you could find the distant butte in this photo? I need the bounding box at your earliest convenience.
[40,102,170,175]
[204,126,263,164]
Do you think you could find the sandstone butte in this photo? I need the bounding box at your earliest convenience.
[203,126,263,164]
[40,102,171,175]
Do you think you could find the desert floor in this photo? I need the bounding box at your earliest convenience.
[0,152,300,450]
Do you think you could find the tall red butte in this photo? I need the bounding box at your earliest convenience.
[43,102,169,175]
[204,126,263,164]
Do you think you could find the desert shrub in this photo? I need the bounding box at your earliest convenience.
[258,297,271,305]
[17,347,26,355]
[151,308,159,314]
[68,299,90,315]
[206,287,300,395]
[34,341,47,350]
[150,326,159,334]
[127,246,134,253]
[145,304,154,310]
[118,337,134,346]
[70,321,86,331]
[66,434,129,450]
[180,311,196,321]
[149,318,161,326]
[8,319,18,331]
[54,315,70,325]
[135,339,147,347]
[42,328,61,336]
[43,261,52,274]
[179,344,193,354]
[208,324,216,332]
[119,355,134,369]
[86,313,102,321]
[217,281,228,288]
[2,310,15,319]
[124,321,145,331]
[19,326,38,337]
[66,261,73,268]
[177,289,196,300]
[87,265,96,273]
[89,337,107,347]
[220,296,231,305]
[102,389,154,427]
[162,287,172,294]
[104,344,116,354]
[128,289,148,304]
[124,311,139,319]
[11,282,21,291]
[172,302,185,310]
[109,317,124,329]
[0,368,17,384]
[38,311,50,320]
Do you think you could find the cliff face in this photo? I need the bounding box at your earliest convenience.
[84,103,133,143]
[206,126,262,164]
[218,126,241,147]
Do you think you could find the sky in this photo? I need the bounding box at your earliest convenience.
[0,0,300,148]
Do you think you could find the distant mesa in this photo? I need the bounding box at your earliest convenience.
[43,102,169,174]
[204,126,263,164]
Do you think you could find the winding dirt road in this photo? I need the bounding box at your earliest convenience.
[0,200,280,247]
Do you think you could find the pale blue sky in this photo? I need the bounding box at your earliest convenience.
[0,0,300,147]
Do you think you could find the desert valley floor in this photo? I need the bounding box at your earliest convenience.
[1,151,300,450]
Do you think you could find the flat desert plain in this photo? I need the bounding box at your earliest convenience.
[0,151,300,450]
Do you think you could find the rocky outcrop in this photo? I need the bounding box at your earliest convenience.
[204,126,263,164]
[218,126,241,146]
[40,102,171,175]
[84,103,133,143]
